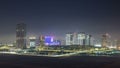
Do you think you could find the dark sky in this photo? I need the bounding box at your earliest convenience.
[0,0,120,43]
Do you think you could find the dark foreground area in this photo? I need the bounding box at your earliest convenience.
[0,54,120,68]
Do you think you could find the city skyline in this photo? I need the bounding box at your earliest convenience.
[0,0,120,43]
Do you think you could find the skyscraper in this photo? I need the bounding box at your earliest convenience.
[65,33,73,45]
[16,23,26,49]
[65,32,93,46]
[39,35,45,46]
[73,32,78,45]
[85,34,92,46]
[77,32,86,45]
[101,33,110,48]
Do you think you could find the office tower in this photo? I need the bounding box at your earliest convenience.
[65,32,93,46]
[44,36,61,46]
[44,36,53,45]
[77,33,82,45]
[16,23,26,49]
[29,37,36,48]
[73,32,78,45]
[90,37,95,46]
[39,35,45,46]
[101,33,110,47]
[85,34,92,46]
[77,32,86,45]
[65,33,73,45]
[116,40,120,50]
[94,40,102,47]
[61,40,66,45]
[101,34,107,47]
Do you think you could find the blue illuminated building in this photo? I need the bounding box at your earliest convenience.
[44,36,60,46]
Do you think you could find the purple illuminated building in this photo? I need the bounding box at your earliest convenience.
[44,36,61,46]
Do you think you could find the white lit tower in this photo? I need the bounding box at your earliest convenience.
[65,33,73,45]
[77,32,86,45]
[73,32,78,45]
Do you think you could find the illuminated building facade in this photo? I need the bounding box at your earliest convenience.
[73,33,78,45]
[85,34,92,46]
[44,36,54,45]
[65,33,73,45]
[101,33,110,47]
[16,23,26,49]
[44,36,60,45]
[66,32,92,46]
[29,37,36,48]
[116,40,120,50]
[90,37,94,46]
[77,32,86,45]
[101,34,107,47]
[39,35,45,46]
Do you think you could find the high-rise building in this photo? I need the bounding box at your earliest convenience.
[44,36,54,45]
[77,32,86,45]
[101,33,110,47]
[116,40,120,50]
[61,40,66,45]
[85,34,92,46]
[65,32,93,46]
[29,37,36,48]
[16,23,26,49]
[65,33,73,45]
[73,32,78,45]
[39,35,45,46]
[90,37,95,46]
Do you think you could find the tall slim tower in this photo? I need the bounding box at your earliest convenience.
[16,23,26,49]
[73,32,78,45]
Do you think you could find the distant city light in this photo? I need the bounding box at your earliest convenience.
[29,37,36,39]
[94,44,101,47]
[107,46,116,49]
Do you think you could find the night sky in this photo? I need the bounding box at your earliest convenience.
[0,0,120,43]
